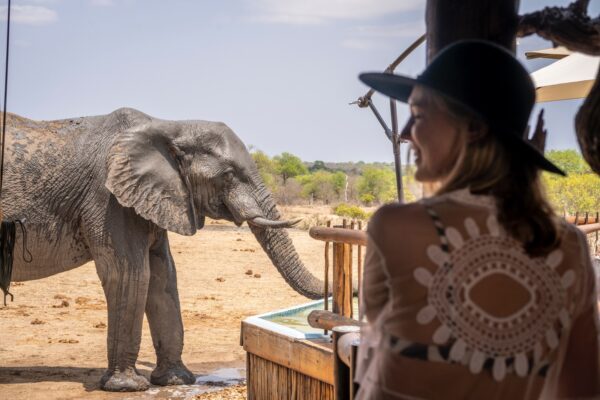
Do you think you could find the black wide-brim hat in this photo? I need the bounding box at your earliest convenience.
[359,40,565,176]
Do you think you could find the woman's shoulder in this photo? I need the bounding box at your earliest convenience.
[368,200,446,246]
[369,202,426,233]
[556,218,589,248]
[369,194,478,231]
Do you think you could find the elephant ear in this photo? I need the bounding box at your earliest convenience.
[105,122,197,235]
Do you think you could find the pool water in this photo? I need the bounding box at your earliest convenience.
[264,298,360,335]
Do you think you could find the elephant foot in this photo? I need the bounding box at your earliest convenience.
[100,367,150,392]
[151,361,195,386]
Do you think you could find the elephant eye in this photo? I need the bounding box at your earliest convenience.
[223,171,234,183]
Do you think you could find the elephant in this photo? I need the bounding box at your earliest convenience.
[1,108,324,391]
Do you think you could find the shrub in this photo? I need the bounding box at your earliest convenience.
[359,193,376,206]
[333,203,370,220]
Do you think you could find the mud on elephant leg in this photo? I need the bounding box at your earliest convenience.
[146,231,195,386]
[95,252,151,391]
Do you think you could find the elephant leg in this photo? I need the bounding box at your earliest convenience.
[95,249,151,392]
[145,230,195,385]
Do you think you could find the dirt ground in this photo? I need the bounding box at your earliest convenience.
[0,205,345,400]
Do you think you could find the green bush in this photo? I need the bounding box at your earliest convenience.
[333,203,371,220]
[359,193,375,205]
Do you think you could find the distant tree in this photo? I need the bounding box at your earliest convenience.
[274,152,308,185]
[297,171,335,204]
[251,150,278,192]
[331,171,347,199]
[357,166,397,204]
[276,178,303,205]
[309,160,329,172]
[545,150,591,175]
[545,172,600,214]
[543,150,600,214]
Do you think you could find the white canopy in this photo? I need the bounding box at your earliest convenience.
[525,46,570,60]
[530,52,599,103]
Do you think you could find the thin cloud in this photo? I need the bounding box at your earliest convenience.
[342,21,424,51]
[0,5,57,25]
[355,21,425,39]
[15,0,59,4]
[90,0,114,6]
[341,38,379,50]
[248,0,423,25]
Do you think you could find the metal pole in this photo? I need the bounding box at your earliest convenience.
[390,99,404,203]
[351,35,425,204]
[366,100,392,140]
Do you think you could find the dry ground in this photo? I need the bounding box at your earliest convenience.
[0,205,347,400]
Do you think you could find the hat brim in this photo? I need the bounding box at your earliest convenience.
[360,72,416,103]
[359,72,566,176]
[502,133,566,176]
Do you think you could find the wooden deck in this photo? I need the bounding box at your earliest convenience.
[241,321,334,400]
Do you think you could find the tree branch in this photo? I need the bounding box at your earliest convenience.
[518,1,600,55]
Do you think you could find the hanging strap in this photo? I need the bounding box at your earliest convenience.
[423,202,450,254]
[0,219,31,305]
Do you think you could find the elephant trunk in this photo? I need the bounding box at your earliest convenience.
[249,182,325,300]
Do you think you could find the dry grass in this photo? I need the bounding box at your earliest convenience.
[195,385,247,399]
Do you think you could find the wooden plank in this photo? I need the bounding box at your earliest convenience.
[241,321,334,385]
[247,353,334,400]
[578,222,600,234]
[309,226,367,246]
[308,310,364,331]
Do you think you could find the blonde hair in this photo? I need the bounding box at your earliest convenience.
[417,87,560,256]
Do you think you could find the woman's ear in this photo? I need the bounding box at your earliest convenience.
[105,122,197,235]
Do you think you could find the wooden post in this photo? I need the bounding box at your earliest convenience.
[349,221,355,319]
[357,220,363,321]
[349,339,360,400]
[332,221,353,318]
[333,326,360,400]
[332,241,344,316]
[596,212,599,254]
[324,220,331,335]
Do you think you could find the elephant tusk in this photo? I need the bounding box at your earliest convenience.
[248,217,303,229]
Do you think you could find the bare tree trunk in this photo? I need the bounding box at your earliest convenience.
[422,0,520,197]
[425,0,520,61]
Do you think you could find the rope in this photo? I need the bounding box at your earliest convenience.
[0,1,32,305]
[0,0,10,194]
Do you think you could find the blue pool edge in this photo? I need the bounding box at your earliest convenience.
[243,298,330,340]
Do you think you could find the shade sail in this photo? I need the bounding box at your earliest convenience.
[525,46,570,60]
[530,53,599,102]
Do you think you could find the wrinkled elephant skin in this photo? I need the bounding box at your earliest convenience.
[2,108,324,391]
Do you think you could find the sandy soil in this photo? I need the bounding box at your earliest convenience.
[0,205,346,399]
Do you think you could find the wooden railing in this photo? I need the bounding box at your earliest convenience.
[308,216,600,329]
[566,212,600,225]
[309,220,366,322]
[308,217,600,400]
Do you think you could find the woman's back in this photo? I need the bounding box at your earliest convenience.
[358,189,600,399]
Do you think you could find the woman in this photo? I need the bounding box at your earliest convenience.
[355,40,600,399]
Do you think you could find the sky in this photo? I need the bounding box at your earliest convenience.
[3,0,599,162]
